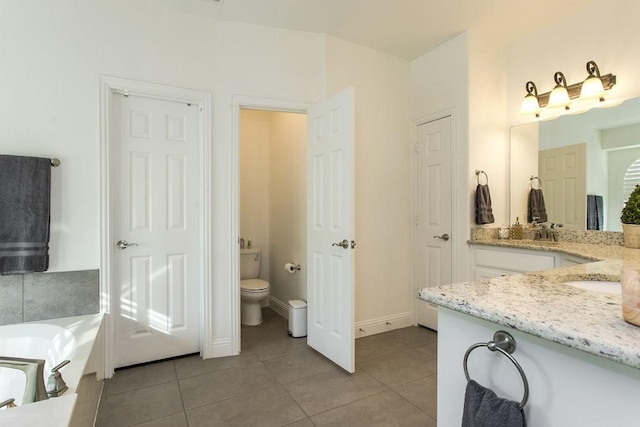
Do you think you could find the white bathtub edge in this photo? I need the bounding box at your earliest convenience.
[0,313,104,427]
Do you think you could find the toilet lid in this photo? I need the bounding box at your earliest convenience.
[241,279,270,291]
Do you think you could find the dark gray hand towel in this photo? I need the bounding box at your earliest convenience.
[475,184,494,225]
[587,195,604,230]
[527,188,547,223]
[462,380,525,427]
[0,155,51,275]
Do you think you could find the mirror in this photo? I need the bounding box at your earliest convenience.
[510,97,640,231]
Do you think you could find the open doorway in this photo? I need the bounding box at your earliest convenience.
[238,108,308,328]
[232,89,356,372]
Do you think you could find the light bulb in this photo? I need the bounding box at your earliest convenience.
[520,93,541,115]
[580,75,606,100]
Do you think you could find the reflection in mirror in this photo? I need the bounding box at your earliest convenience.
[510,97,640,231]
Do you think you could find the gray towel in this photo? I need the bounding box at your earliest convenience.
[475,184,494,225]
[527,188,547,223]
[462,380,525,427]
[587,195,603,230]
[0,155,51,275]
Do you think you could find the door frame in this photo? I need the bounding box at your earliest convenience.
[411,109,462,325]
[230,95,311,354]
[99,75,212,377]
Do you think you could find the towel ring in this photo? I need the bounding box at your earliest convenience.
[530,175,542,190]
[475,170,488,185]
[463,331,529,409]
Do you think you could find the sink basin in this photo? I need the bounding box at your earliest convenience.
[564,280,621,294]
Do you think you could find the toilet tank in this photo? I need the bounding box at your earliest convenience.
[240,248,262,280]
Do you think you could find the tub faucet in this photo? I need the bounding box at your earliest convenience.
[0,398,17,409]
[46,360,70,397]
[0,357,49,404]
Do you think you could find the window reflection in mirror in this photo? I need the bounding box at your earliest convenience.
[510,97,640,232]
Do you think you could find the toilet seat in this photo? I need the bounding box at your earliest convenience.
[241,279,270,292]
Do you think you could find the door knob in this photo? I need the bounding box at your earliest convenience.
[433,233,450,242]
[116,240,139,250]
[332,239,349,249]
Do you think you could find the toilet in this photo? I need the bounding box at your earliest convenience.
[240,248,270,326]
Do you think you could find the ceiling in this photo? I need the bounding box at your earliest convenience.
[169,0,600,60]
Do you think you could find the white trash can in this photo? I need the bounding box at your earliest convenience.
[288,300,307,338]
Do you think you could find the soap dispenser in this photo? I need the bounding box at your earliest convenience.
[511,217,523,240]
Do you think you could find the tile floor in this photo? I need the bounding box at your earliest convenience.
[95,308,438,426]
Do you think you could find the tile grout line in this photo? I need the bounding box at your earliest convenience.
[270,362,320,420]
[173,360,190,426]
[304,389,391,421]
[98,312,437,426]
[389,384,437,423]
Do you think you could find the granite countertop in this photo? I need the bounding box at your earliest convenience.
[418,239,640,369]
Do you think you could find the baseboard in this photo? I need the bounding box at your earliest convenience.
[203,340,235,358]
[355,312,414,338]
[268,298,414,339]
[269,295,290,319]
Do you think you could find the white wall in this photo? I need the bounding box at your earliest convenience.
[268,112,308,305]
[502,1,640,233]
[411,33,471,283]
[240,109,271,280]
[510,123,539,223]
[2,0,416,350]
[538,115,608,202]
[0,0,327,352]
[211,22,325,350]
[326,36,414,324]
[506,1,640,125]
[1,0,224,272]
[602,123,640,150]
[608,147,640,231]
[467,31,510,227]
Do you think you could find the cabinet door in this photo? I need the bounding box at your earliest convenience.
[472,246,555,278]
[473,266,513,281]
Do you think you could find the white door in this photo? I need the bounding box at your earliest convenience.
[306,87,355,373]
[539,143,586,229]
[112,94,200,368]
[415,116,453,330]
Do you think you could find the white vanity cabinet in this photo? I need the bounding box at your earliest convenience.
[471,246,555,279]
[438,308,640,426]
[471,244,590,279]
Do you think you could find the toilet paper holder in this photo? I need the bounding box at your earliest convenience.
[285,263,301,273]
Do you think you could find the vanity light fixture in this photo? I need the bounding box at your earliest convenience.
[547,72,571,109]
[580,60,607,101]
[520,60,616,118]
[519,81,541,116]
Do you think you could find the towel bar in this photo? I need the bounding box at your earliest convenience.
[475,169,488,185]
[463,330,529,409]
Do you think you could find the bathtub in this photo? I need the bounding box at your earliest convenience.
[0,313,104,427]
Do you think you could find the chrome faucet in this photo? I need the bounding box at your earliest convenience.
[46,360,70,397]
[550,223,563,242]
[0,398,17,409]
[0,357,49,404]
[533,223,563,241]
